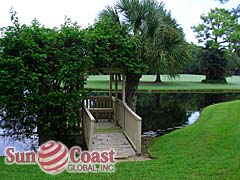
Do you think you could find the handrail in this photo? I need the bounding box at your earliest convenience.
[114,98,142,155]
[83,106,95,121]
[83,96,142,155]
[88,96,112,100]
[123,102,142,121]
[82,106,95,151]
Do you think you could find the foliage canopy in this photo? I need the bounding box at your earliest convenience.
[0,14,90,137]
[192,7,240,83]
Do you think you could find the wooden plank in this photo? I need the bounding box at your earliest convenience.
[89,108,113,112]
[91,122,137,158]
[82,106,95,151]
[83,106,95,122]
[93,133,130,145]
[94,122,121,133]
[92,144,132,149]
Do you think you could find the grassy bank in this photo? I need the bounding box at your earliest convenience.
[0,100,240,179]
[86,74,240,92]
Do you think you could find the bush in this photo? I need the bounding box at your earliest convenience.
[0,17,91,138]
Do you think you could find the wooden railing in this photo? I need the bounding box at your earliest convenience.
[85,96,112,109]
[85,96,113,121]
[82,106,95,151]
[114,98,142,155]
[83,96,142,154]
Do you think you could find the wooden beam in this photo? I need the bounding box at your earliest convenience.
[122,74,126,103]
[114,74,118,125]
[115,74,118,98]
[109,73,113,98]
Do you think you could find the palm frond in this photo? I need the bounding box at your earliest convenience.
[99,5,121,25]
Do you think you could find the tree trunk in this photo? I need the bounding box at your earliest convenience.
[155,73,162,83]
[125,73,142,112]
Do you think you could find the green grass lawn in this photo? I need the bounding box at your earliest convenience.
[86,74,240,92]
[1,100,240,179]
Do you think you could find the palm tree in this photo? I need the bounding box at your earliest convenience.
[143,6,188,83]
[98,0,188,110]
[116,0,148,35]
[99,6,121,26]
[99,0,149,111]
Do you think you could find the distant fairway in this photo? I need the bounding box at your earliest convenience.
[86,74,240,92]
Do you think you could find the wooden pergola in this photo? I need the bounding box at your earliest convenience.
[89,68,126,123]
[90,68,126,102]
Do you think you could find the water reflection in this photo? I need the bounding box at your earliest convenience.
[0,129,39,156]
[187,111,201,125]
[137,93,240,137]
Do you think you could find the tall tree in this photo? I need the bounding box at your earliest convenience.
[193,8,239,50]
[115,0,148,111]
[98,0,147,111]
[99,0,187,110]
[192,8,239,83]
[144,9,188,83]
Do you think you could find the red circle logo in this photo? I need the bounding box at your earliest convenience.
[38,141,69,175]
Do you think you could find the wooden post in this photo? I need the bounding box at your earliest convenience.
[114,74,118,125]
[89,120,94,151]
[137,118,142,155]
[109,73,113,122]
[122,74,126,103]
[115,74,118,98]
[109,73,113,98]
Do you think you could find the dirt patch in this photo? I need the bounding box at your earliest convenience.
[116,137,157,162]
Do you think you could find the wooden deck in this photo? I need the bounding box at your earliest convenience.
[92,122,136,159]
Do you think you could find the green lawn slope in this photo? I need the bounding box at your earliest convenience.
[0,100,240,179]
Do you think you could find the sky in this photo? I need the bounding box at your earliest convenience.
[0,0,239,44]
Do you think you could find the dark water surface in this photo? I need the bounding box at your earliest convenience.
[137,93,240,137]
[1,92,240,156]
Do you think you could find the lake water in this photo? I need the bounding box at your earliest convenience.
[0,128,39,156]
[1,92,240,156]
[137,93,240,137]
